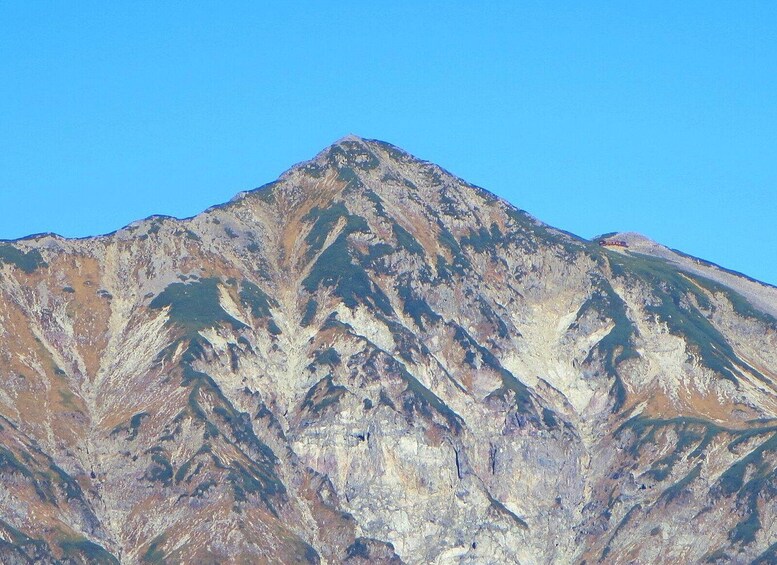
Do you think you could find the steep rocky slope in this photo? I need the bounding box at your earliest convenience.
[0,136,775,564]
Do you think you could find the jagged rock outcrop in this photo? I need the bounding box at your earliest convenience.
[0,136,775,564]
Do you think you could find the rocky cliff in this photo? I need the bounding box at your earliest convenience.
[0,136,775,564]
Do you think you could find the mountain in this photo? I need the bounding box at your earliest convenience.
[0,135,775,564]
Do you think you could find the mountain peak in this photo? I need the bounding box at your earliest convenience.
[332,132,367,144]
[240,136,428,211]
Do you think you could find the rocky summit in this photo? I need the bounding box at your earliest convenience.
[0,136,775,564]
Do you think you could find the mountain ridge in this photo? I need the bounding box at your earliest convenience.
[4,134,773,293]
[6,135,775,299]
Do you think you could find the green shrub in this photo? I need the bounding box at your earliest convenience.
[59,538,119,565]
[301,299,318,327]
[150,278,244,334]
[313,347,341,367]
[144,453,173,486]
[301,375,347,415]
[0,244,46,273]
[660,464,701,503]
[303,233,393,315]
[392,222,424,255]
[397,282,440,330]
[238,280,276,318]
[398,364,462,434]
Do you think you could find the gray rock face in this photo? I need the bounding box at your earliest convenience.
[0,136,775,564]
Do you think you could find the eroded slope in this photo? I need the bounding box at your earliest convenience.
[0,136,775,564]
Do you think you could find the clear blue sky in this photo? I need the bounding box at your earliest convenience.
[1,2,776,284]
